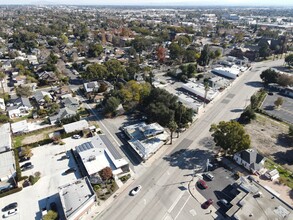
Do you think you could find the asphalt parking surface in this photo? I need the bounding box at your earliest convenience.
[261,93,293,124]
[196,167,236,212]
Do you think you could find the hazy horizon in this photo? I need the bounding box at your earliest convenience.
[0,0,292,7]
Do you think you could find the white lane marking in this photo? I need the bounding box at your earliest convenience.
[168,191,185,213]
[143,199,147,205]
[189,209,197,216]
[174,194,191,220]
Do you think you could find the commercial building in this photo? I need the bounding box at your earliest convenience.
[123,122,169,161]
[225,176,293,220]
[63,120,89,134]
[0,151,16,190]
[75,135,129,178]
[58,177,96,220]
[182,82,219,102]
[211,66,241,79]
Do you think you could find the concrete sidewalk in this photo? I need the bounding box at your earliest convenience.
[188,174,219,219]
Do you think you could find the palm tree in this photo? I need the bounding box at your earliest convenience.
[204,81,210,107]
[168,121,178,145]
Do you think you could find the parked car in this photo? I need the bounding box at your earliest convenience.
[201,199,213,209]
[72,134,81,139]
[203,173,214,181]
[64,168,76,175]
[2,203,18,212]
[20,162,34,171]
[2,208,18,218]
[197,179,208,189]
[19,156,30,162]
[130,185,142,195]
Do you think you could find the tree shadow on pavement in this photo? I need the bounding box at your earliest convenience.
[163,148,212,170]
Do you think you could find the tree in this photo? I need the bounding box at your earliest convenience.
[22,146,33,158]
[84,63,108,81]
[44,95,52,104]
[167,121,178,144]
[169,42,184,62]
[99,167,113,181]
[260,69,279,84]
[289,125,293,137]
[104,97,120,115]
[187,64,196,77]
[0,114,10,123]
[285,54,293,67]
[43,210,58,220]
[204,81,210,106]
[277,74,293,87]
[16,86,32,97]
[198,44,210,66]
[210,121,251,155]
[214,49,222,58]
[274,97,283,109]
[239,107,256,124]
[88,43,103,58]
[259,43,271,59]
[105,59,126,80]
[157,46,166,63]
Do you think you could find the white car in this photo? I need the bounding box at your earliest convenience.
[131,185,142,195]
[2,208,18,218]
[72,134,81,139]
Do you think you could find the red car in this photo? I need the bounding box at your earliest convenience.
[197,179,208,189]
[201,199,213,209]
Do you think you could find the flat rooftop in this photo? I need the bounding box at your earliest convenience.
[59,177,96,219]
[0,123,11,153]
[124,122,169,160]
[182,82,219,101]
[0,151,15,180]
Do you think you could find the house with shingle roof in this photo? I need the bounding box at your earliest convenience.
[233,149,265,174]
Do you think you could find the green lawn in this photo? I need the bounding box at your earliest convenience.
[265,159,293,189]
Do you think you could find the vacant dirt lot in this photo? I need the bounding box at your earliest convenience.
[245,114,293,171]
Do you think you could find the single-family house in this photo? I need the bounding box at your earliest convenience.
[33,91,53,105]
[49,107,77,125]
[37,71,59,85]
[62,97,79,110]
[233,149,265,174]
[84,81,99,94]
[6,97,33,118]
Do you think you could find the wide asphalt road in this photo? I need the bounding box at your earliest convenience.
[97,59,285,220]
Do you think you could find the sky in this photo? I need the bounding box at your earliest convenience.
[0,0,292,6]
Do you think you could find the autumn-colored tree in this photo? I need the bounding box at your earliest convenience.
[157,46,166,63]
[99,167,113,181]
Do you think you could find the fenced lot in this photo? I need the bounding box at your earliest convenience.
[261,93,293,124]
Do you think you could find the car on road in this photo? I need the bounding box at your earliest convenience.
[20,162,34,171]
[219,199,230,208]
[130,185,142,195]
[203,173,214,181]
[2,203,18,212]
[2,208,18,218]
[197,179,208,189]
[72,134,81,139]
[64,168,76,175]
[201,199,213,209]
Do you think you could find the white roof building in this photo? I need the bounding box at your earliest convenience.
[0,151,16,183]
[11,120,29,134]
[182,82,219,101]
[0,123,11,153]
[123,122,169,161]
[63,120,89,134]
[59,177,96,220]
[211,66,241,79]
[76,135,129,176]
[0,97,5,110]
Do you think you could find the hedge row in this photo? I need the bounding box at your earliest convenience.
[0,187,22,198]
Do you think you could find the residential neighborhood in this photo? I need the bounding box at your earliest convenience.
[0,3,292,220]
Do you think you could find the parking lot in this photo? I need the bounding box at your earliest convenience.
[0,137,89,220]
[196,167,236,214]
[261,92,293,124]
